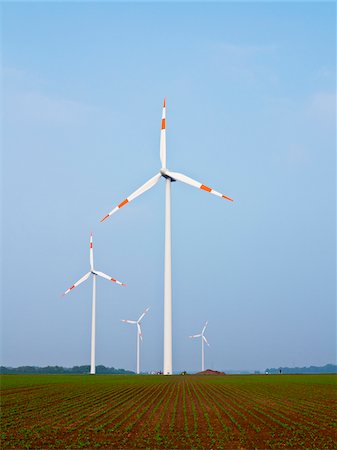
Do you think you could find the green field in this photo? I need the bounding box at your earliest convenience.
[1,373,336,449]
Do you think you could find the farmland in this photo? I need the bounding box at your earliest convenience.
[1,374,336,449]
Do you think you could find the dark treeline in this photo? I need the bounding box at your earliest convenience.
[265,363,336,374]
[0,365,135,375]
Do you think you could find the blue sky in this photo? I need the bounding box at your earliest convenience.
[1,2,336,373]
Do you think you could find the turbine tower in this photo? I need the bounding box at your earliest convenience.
[101,99,233,374]
[121,307,150,374]
[189,321,210,372]
[63,233,126,374]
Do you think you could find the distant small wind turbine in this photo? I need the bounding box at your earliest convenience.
[101,99,233,375]
[189,321,210,372]
[121,307,150,374]
[63,233,126,375]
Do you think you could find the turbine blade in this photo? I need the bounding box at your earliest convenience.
[89,232,94,271]
[165,170,233,202]
[138,307,150,322]
[203,335,210,346]
[189,334,201,338]
[160,98,166,168]
[94,270,126,286]
[137,323,143,341]
[121,319,137,324]
[100,173,162,222]
[63,272,91,295]
[202,321,208,334]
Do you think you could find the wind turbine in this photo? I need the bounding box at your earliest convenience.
[121,307,150,374]
[189,321,210,372]
[100,99,233,374]
[63,233,126,375]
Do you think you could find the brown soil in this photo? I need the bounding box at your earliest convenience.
[1,374,336,449]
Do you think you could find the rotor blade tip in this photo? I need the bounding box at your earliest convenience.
[122,283,127,287]
[222,195,234,202]
[163,98,166,107]
[100,214,109,223]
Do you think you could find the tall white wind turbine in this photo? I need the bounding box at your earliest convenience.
[63,233,126,375]
[121,307,150,374]
[101,99,233,374]
[189,321,210,372]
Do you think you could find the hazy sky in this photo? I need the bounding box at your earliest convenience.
[2,1,336,373]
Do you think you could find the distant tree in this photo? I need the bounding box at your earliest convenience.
[265,364,337,374]
[1,365,135,375]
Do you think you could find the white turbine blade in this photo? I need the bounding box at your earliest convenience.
[160,98,166,168]
[137,323,143,341]
[100,173,162,222]
[63,272,91,295]
[89,232,94,270]
[165,170,233,202]
[202,321,208,334]
[94,270,126,286]
[189,334,201,338]
[137,307,150,322]
[121,319,137,324]
[203,335,210,346]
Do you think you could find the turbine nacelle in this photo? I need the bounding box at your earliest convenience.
[160,168,176,182]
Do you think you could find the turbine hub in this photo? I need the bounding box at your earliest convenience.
[160,168,176,182]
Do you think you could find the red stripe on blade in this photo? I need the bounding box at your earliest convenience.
[161,118,166,130]
[222,195,234,202]
[70,285,75,290]
[118,199,129,209]
[111,278,116,283]
[200,184,212,192]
